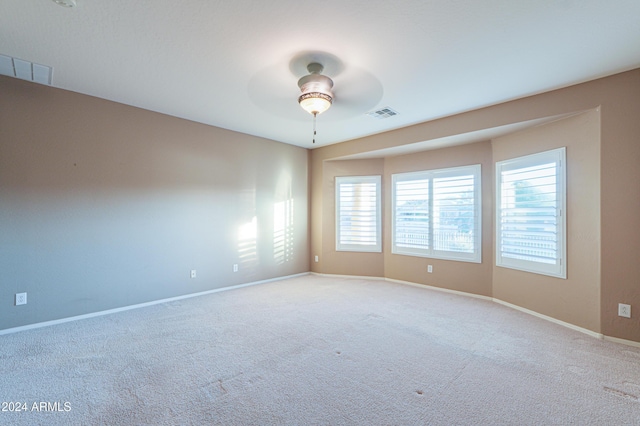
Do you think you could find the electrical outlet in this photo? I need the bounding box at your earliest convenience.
[15,292,27,306]
[314,255,319,263]
[618,303,631,318]
[427,265,433,273]
[190,270,197,279]
[233,264,238,272]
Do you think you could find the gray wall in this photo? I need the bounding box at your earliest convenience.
[0,76,309,330]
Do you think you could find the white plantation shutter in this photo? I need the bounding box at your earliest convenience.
[392,165,481,262]
[496,148,566,278]
[336,176,381,252]
[433,173,476,254]
[394,178,430,251]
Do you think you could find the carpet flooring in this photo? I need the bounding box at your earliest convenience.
[1,274,639,425]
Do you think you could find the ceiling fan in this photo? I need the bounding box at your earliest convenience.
[246,51,384,145]
[296,62,334,143]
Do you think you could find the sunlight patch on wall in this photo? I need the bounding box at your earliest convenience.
[273,171,294,264]
[274,199,294,264]
[238,216,258,269]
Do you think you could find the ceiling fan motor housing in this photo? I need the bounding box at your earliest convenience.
[298,63,334,115]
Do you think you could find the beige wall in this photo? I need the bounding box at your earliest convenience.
[492,110,601,331]
[311,68,640,343]
[384,141,493,297]
[599,72,640,342]
[317,159,385,277]
[0,76,309,330]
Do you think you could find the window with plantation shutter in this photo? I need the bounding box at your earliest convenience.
[335,176,381,252]
[392,165,481,263]
[496,148,566,278]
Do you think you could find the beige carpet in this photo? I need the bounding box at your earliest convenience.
[1,274,639,425]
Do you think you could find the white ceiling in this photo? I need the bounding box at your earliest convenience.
[2,0,640,149]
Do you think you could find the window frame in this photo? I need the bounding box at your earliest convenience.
[495,147,566,279]
[335,175,382,253]
[391,164,482,263]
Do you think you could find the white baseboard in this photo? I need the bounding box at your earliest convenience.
[310,272,385,281]
[492,298,604,340]
[386,278,494,302]
[603,335,640,348]
[386,278,603,340]
[0,272,310,336]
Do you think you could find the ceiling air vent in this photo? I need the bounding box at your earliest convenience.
[366,107,398,119]
[0,54,52,85]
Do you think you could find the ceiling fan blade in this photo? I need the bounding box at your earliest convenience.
[328,67,383,120]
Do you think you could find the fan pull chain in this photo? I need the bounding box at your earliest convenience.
[312,112,317,144]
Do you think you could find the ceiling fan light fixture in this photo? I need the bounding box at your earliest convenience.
[296,62,335,143]
[298,92,332,115]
